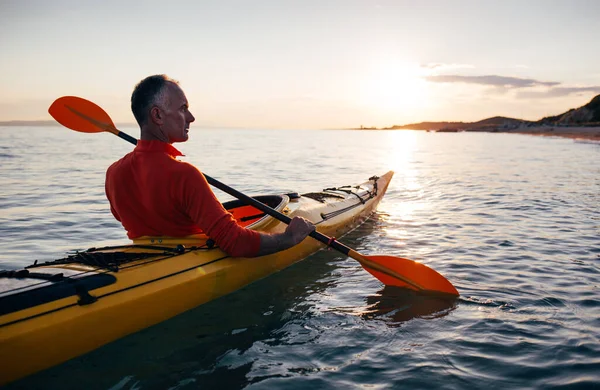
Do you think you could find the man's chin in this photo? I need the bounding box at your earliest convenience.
[172,135,189,143]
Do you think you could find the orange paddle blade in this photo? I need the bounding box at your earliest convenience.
[361,255,459,297]
[48,96,116,134]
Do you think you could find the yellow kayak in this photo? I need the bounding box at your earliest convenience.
[0,171,393,384]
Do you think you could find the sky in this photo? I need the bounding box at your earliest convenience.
[1,0,599,129]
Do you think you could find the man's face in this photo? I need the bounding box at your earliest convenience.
[158,82,195,143]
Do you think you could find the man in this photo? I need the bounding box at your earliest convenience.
[105,74,315,257]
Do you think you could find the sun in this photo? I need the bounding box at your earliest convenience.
[362,62,429,111]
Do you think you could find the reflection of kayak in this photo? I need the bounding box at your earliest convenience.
[0,171,393,384]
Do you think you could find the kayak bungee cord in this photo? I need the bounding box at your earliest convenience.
[0,243,215,298]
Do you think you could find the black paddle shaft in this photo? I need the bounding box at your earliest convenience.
[118,131,138,145]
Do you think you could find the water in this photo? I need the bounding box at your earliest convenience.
[1,127,599,389]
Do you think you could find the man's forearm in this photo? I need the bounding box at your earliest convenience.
[255,232,297,257]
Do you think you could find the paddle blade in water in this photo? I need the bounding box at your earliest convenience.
[362,255,459,297]
[49,96,115,133]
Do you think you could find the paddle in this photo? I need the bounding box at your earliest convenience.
[48,96,459,297]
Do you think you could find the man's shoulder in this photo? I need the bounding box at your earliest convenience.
[105,152,203,181]
[170,159,203,179]
[106,152,133,174]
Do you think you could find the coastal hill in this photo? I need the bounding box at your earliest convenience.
[383,94,600,131]
[538,94,600,125]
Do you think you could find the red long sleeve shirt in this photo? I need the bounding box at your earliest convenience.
[105,140,260,257]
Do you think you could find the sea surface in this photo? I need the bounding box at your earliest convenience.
[1,127,599,389]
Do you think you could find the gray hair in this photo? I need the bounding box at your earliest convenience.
[131,74,179,126]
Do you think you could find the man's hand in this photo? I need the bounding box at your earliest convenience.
[284,216,316,245]
[256,216,316,257]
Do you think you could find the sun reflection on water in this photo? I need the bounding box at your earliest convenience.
[383,130,424,215]
[376,130,433,257]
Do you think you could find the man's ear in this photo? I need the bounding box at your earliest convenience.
[150,106,163,125]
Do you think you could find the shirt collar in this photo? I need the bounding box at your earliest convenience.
[135,140,184,157]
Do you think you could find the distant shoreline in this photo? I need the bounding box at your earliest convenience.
[348,126,600,141]
[0,120,138,127]
[0,120,59,127]
[348,93,600,141]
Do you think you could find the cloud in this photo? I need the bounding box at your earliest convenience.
[422,73,600,99]
[420,63,475,70]
[517,86,600,99]
[425,74,560,88]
